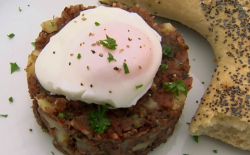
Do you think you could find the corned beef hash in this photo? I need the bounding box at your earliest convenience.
[26,3,192,155]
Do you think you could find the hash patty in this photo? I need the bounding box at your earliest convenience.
[26,3,192,155]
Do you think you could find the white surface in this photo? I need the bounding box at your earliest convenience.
[0,0,249,155]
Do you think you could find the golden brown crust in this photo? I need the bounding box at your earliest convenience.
[99,0,250,151]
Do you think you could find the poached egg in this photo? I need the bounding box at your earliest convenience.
[35,6,162,108]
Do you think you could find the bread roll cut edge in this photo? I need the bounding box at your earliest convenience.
[99,0,250,151]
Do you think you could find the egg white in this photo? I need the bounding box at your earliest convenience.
[35,6,162,108]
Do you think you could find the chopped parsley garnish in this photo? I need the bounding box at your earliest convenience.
[193,135,199,143]
[0,114,8,118]
[42,128,46,132]
[88,105,110,134]
[65,113,70,118]
[58,113,65,118]
[105,103,115,109]
[213,150,218,153]
[9,97,13,103]
[163,80,187,96]
[99,35,117,50]
[107,52,116,62]
[186,122,190,125]
[77,53,81,59]
[7,33,15,38]
[161,63,168,71]
[51,22,55,26]
[95,22,100,26]
[10,62,20,74]
[135,84,143,90]
[58,112,70,119]
[183,154,189,155]
[51,151,55,155]
[31,42,35,47]
[123,62,130,74]
[163,45,173,57]
[18,7,22,12]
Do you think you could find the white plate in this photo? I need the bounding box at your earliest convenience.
[0,0,249,155]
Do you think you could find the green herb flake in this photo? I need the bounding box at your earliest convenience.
[105,103,115,109]
[107,52,116,62]
[183,154,189,155]
[88,106,110,134]
[31,42,35,47]
[18,7,22,12]
[65,113,70,118]
[7,33,15,39]
[163,45,173,57]
[99,35,117,50]
[77,53,81,59]
[58,113,65,118]
[135,84,143,90]
[51,22,55,27]
[161,63,168,71]
[9,97,13,103]
[0,114,8,118]
[51,151,55,155]
[42,128,46,132]
[193,135,199,143]
[213,150,218,153]
[95,22,100,26]
[10,62,20,74]
[163,80,187,96]
[186,122,190,125]
[123,62,130,74]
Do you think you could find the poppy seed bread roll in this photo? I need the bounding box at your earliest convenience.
[99,0,250,151]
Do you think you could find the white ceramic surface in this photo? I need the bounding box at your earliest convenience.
[0,0,249,155]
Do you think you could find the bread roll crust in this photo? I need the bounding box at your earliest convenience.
[100,0,250,151]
